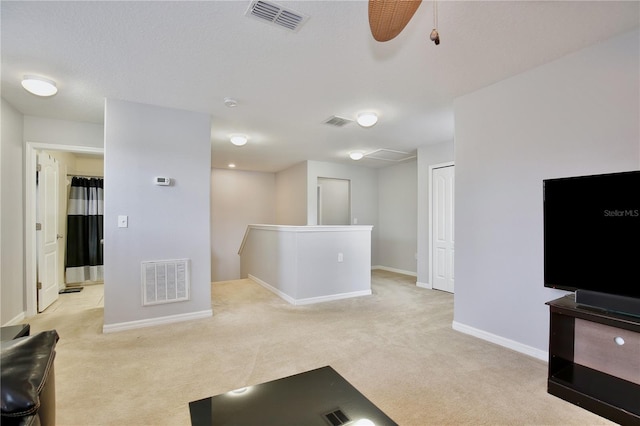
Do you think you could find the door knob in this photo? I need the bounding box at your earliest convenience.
[56,234,63,240]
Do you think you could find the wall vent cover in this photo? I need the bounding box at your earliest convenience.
[141,259,190,306]
[246,0,309,32]
[324,116,353,127]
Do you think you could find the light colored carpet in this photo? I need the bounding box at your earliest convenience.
[24,270,613,425]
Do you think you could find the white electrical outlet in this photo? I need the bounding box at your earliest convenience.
[338,253,344,262]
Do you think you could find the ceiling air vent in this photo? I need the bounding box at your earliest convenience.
[324,116,353,127]
[246,0,309,32]
[364,149,416,162]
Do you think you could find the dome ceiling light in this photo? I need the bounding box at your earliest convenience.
[349,152,364,160]
[230,135,248,146]
[21,75,58,97]
[356,112,378,128]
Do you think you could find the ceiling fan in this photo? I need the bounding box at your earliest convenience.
[368,0,440,45]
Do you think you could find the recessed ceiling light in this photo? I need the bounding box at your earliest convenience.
[228,163,236,168]
[356,112,378,128]
[21,75,58,97]
[349,152,364,160]
[230,135,248,146]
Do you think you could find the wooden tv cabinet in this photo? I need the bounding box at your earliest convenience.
[547,295,640,425]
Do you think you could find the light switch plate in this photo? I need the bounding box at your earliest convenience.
[118,215,128,228]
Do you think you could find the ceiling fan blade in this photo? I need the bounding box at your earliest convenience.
[369,0,423,42]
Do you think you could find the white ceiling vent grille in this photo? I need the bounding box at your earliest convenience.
[142,259,190,306]
[364,149,416,162]
[246,0,309,32]
[324,116,353,127]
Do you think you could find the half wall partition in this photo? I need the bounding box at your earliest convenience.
[239,225,373,305]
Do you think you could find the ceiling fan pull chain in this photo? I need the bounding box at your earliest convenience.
[430,0,440,45]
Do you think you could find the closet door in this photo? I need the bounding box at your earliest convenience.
[432,165,455,293]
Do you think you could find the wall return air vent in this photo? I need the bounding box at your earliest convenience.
[246,0,309,32]
[141,259,190,306]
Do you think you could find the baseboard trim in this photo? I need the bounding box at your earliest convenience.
[102,309,213,334]
[294,290,372,305]
[416,281,431,289]
[248,274,372,306]
[372,265,417,277]
[249,274,296,304]
[2,312,26,327]
[452,321,548,361]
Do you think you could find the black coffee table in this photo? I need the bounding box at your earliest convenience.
[0,324,30,341]
[189,366,397,426]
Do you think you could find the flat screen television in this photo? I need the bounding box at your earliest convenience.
[543,170,640,317]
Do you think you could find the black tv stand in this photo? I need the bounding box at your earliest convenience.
[547,295,640,425]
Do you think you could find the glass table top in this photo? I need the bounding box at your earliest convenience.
[189,366,397,426]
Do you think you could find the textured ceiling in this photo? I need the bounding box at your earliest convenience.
[2,1,639,172]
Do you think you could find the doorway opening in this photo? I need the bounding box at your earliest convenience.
[25,143,104,317]
[317,177,351,225]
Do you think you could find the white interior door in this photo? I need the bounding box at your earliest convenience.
[432,165,455,293]
[37,152,60,312]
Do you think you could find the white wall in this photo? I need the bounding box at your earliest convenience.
[103,99,212,330]
[416,141,455,286]
[275,161,307,225]
[1,98,25,325]
[307,161,379,264]
[377,159,418,275]
[211,168,275,281]
[73,155,104,176]
[24,116,104,148]
[453,29,640,355]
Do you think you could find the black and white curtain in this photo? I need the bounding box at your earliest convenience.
[66,177,104,283]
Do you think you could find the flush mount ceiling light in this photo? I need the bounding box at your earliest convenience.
[230,135,248,146]
[349,152,364,160]
[356,112,378,128]
[21,75,58,97]
[224,97,238,108]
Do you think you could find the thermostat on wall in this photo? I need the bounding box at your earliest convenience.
[154,177,172,186]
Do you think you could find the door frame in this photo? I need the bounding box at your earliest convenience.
[428,161,454,290]
[316,177,351,226]
[316,184,323,226]
[25,142,104,317]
